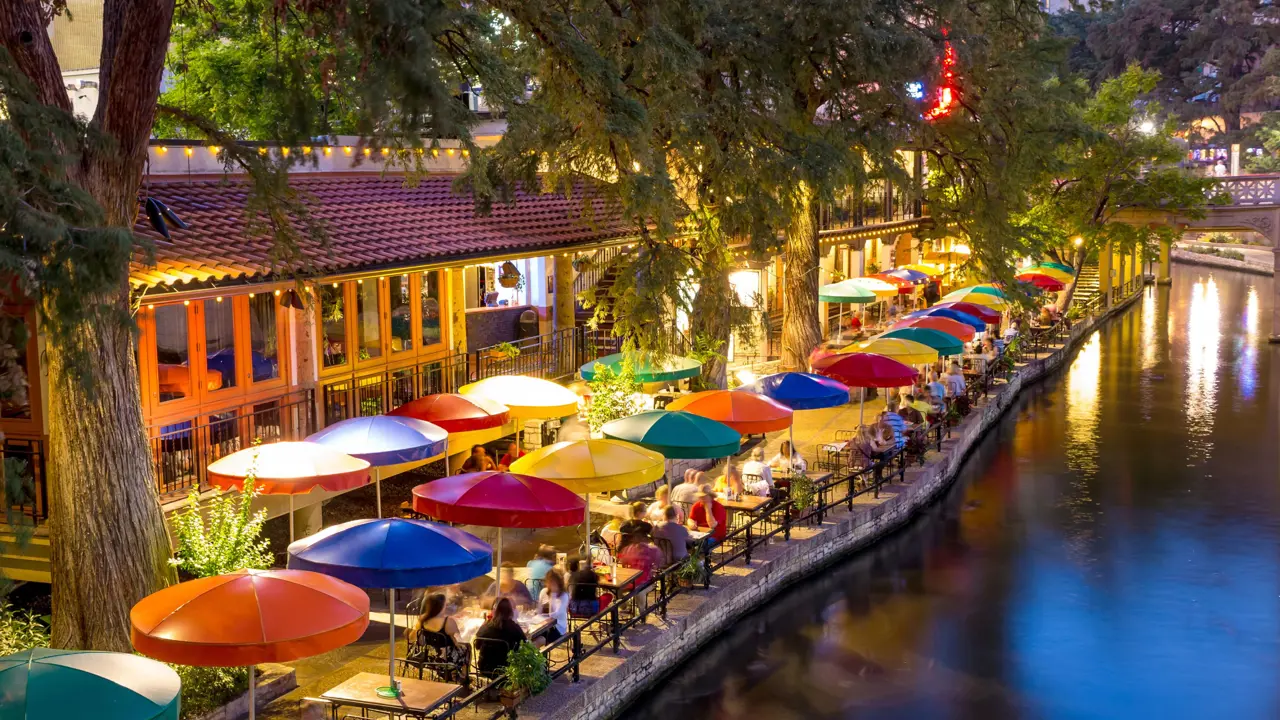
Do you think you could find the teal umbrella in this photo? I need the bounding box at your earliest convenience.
[1038,260,1075,275]
[879,327,965,356]
[969,284,1007,298]
[580,353,702,384]
[0,648,181,720]
[818,280,877,304]
[601,410,741,459]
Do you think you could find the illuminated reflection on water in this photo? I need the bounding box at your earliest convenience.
[625,269,1278,720]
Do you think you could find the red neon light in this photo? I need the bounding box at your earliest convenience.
[925,42,959,120]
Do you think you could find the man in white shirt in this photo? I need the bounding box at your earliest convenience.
[741,447,774,497]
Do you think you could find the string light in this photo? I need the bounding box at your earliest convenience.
[302,146,312,154]
[343,146,353,155]
[281,147,290,157]
[157,146,168,155]
[258,147,268,155]
[183,300,190,306]
[363,148,372,156]
[381,148,390,156]
[431,148,440,158]
[323,147,333,156]
[183,147,194,157]
[462,149,470,158]
[209,146,221,155]
[274,289,282,296]
[216,296,223,302]
[446,148,455,157]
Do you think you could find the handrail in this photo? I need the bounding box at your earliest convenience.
[572,245,625,298]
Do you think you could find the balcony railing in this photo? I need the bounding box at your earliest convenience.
[818,177,924,233]
[3,437,47,523]
[147,390,317,498]
[1212,175,1280,206]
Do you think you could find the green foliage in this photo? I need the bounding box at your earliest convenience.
[582,360,642,433]
[502,641,552,696]
[492,342,522,360]
[675,547,706,584]
[171,665,249,720]
[0,603,50,656]
[789,473,816,511]
[1245,113,1280,173]
[686,333,726,393]
[1184,245,1246,262]
[169,457,272,578]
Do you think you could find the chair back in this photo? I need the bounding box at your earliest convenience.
[652,536,675,566]
[473,635,516,677]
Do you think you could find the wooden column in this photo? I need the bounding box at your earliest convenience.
[553,254,576,333]
[448,268,468,353]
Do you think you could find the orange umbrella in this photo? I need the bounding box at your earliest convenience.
[666,390,792,435]
[889,316,976,342]
[131,569,369,719]
[207,442,371,541]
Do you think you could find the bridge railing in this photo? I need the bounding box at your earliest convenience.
[1212,175,1280,206]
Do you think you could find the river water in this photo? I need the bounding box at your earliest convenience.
[624,268,1280,720]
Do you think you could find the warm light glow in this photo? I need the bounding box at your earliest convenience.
[216,296,223,303]
[343,146,353,155]
[1184,276,1221,461]
[431,148,440,158]
[274,289,282,296]
[182,300,190,306]
[362,148,371,156]
[632,161,642,172]
[248,292,255,298]
[735,369,758,386]
[1064,332,1101,474]
[147,303,154,310]
[381,148,390,156]
[446,148,455,156]
[462,149,470,158]
[302,146,312,154]
[258,147,268,155]
[157,146,168,154]
[1073,236,1084,247]
[323,147,333,156]
[281,147,290,156]
[183,147,193,157]
[209,146,221,155]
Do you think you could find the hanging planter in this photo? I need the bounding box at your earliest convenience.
[498,261,524,290]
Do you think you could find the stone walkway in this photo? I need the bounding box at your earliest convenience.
[256,364,1037,720]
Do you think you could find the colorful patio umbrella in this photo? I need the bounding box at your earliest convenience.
[387,393,510,433]
[0,649,181,720]
[579,353,702,384]
[886,268,930,284]
[880,327,965,356]
[666,389,793,436]
[933,301,1001,324]
[818,280,878,304]
[307,416,447,518]
[866,273,916,294]
[511,439,665,550]
[1036,260,1075,275]
[901,263,944,277]
[411,471,584,571]
[890,316,976,342]
[811,353,917,424]
[941,288,1008,310]
[459,375,579,420]
[206,442,371,541]
[847,276,900,299]
[1015,272,1066,291]
[739,371,850,458]
[601,410,742,459]
[287,518,491,698]
[1024,264,1074,282]
[969,284,1007,297]
[905,306,985,331]
[838,337,938,365]
[131,569,370,720]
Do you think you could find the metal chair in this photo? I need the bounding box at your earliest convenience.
[400,630,470,686]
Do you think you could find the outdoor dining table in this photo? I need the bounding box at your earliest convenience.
[455,609,556,646]
[320,671,462,719]
[593,565,642,593]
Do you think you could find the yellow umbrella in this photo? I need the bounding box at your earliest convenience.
[838,337,939,365]
[941,288,1008,310]
[848,277,899,299]
[459,375,580,420]
[1025,265,1074,283]
[901,263,944,277]
[510,439,665,552]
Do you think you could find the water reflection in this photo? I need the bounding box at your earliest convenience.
[627,269,1278,720]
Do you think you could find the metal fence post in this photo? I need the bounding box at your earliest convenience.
[571,630,582,682]
[744,523,752,565]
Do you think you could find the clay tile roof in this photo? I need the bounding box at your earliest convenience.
[131,173,633,288]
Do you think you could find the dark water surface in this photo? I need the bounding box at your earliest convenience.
[624,268,1280,720]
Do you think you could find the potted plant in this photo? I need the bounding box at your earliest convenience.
[500,641,551,710]
[497,261,525,290]
[674,548,706,588]
[488,341,522,360]
[571,255,594,274]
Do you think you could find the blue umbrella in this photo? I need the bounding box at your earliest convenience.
[906,307,985,331]
[886,268,930,284]
[288,518,491,698]
[307,415,447,518]
[739,372,850,469]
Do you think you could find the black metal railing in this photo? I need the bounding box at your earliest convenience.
[572,245,626,299]
[2,437,47,522]
[818,176,923,233]
[147,390,316,497]
[321,326,621,425]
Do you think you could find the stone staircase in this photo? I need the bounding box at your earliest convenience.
[1071,260,1100,307]
[574,249,623,341]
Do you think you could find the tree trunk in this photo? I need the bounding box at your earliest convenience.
[781,184,822,371]
[691,260,731,390]
[46,304,176,651]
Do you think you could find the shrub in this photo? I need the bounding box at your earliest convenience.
[172,665,249,720]
[0,602,49,655]
[502,641,551,696]
[582,359,641,433]
[170,453,272,579]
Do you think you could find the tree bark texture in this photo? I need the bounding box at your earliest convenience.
[691,261,731,390]
[4,0,179,650]
[781,185,822,371]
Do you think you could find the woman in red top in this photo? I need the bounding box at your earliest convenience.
[686,486,728,543]
[617,530,664,585]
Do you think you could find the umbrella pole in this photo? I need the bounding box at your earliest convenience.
[379,588,401,698]
[497,527,503,572]
[248,664,255,720]
[583,496,591,558]
[288,496,295,543]
[376,473,383,519]
[859,387,866,427]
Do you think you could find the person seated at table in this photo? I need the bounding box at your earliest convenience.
[714,461,745,498]
[619,501,653,538]
[566,556,600,616]
[618,529,664,585]
[647,484,685,524]
[475,597,527,677]
[741,447,774,497]
[881,399,907,447]
[483,563,534,611]
[855,421,895,465]
[926,370,947,403]
[686,485,728,544]
[652,504,689,562]
[525,545,557,598]
[898,394,925,425]
[538,568,569,643]
[406,592,469,679]
[497,440,525,470]
[981,337,999,364]
[944,362,967,398]
[768,440,807,476]
[599,516,623,553]
[462,444,496,472]
[670,470,702,512]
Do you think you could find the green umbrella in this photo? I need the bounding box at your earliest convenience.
[969,284,1007,298]
[879,327,965,356]
[580,353,702,384]
[818,280,878,304]
[0,648,181,720]
[1038,260,1075,275]
[601,410,741,459]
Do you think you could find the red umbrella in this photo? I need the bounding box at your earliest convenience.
[131,569,369,719]
[666,389,793,435]
[890,316,976,342]
[1015,272,1066,291]
[933,300,1000,324]
[412,471,586,569]
[812,352,917,425]
[867,273,916,295]
[388,393,510,433]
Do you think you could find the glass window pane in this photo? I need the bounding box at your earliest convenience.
[356,281,382,360]
[249,294,280,382]
[0,316,31,419]
[389,275,412,353]
[154,305,190,403]
[321,284,347,368]
[420,271,442,347]
[203,299,237,391]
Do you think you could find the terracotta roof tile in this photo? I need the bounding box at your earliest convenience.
[132,174,632,288]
